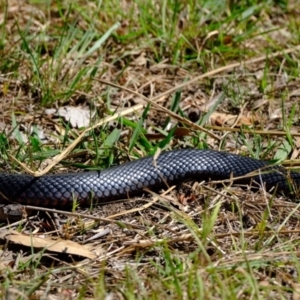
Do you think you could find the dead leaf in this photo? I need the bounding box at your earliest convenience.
[1,230,96,259]
[269,107,282,120]
[131,52,147,66]
[210,111,257,127]
[0,262,9,270]
[253,99,269,110]
[45,106,92,128]
[178,193,196,206]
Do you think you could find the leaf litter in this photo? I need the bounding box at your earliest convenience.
[0,0,300,298]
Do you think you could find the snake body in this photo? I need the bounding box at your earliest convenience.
[0,149,299,207]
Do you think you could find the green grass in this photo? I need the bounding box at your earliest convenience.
[1,0,300,298]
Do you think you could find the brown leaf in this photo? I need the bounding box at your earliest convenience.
[1,230,96,259]
[210,111,257,127]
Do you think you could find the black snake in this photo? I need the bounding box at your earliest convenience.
[0,149,299,207]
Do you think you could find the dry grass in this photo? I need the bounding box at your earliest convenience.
[1,0,300,299]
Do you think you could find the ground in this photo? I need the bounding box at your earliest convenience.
[1,0,300,299]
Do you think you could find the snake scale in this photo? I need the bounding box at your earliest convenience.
[0,149,299,207]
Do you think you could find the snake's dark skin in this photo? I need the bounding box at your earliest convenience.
[0,149,299,208]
